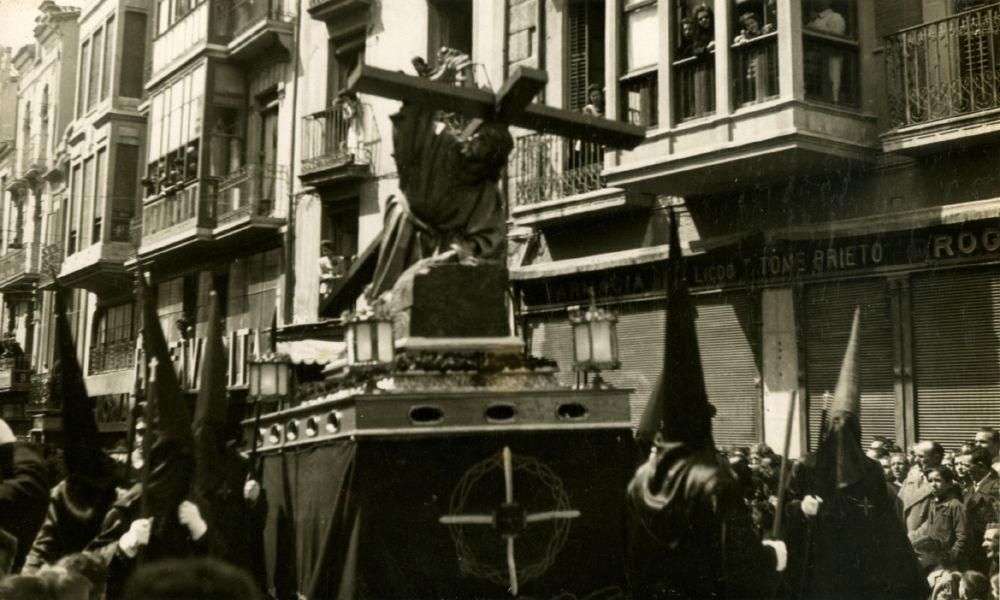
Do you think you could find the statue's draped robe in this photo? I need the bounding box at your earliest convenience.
[370,102,507,298]
[626,443,780,599]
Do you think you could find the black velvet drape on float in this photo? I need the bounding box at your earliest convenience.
[258,432,633,599]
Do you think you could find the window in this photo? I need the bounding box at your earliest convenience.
[802,0,858,106]
[91,302,135,374]
[145,65,205,193]
[731,0,779,106]
[672,0,713,121]
[93,149,107,243]
[89,28,103,110]
[77,42,89,117]
[112,144,138,241]
[157,0,170,36]
[567,0,605,112]
[328,44,363,103]
[102,15,115,101]
[621,0,658,127]
[428,0,472,58]
[227,248,281,334]
[320,201,359,297]
[81,157,95,247]
[68,165,81,254]
[157,276,187,344]
[620,1,658,126]
[120,12,147,98]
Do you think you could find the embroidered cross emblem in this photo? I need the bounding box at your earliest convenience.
[439,447,580,596]
[147,357,159,382]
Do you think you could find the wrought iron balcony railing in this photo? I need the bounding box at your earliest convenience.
[216,163,288,225]
[301,101,380,175]
[224,0,296,39]
[885,2,1000,129]
[89,339,136,375]
[509,133,606,208]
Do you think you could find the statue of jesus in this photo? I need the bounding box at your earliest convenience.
[367,49,513,300]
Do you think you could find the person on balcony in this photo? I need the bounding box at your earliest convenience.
[334,91,364,157]
[319,242,341,298]
[806,0,846,103]
[691,4,716,56]
[582,84,605,117]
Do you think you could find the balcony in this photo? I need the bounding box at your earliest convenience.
[508,133,652,227]
[607,26,877,197]
[223,0,295,63]
[18,133,48,181]
[151,0,209,82]
[38,243,63,290]
[214,163,287,250]
[306,0,371,25]
[136,180,216,264]
[0,243,41,293]
[883,3,1000,153]
[0,353,32,394]
[300,102,380,187]
[89,339,136,375]
[58,240,133,296]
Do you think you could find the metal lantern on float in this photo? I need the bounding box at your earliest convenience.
[248,352,293,404]
[569,288,620,387]
[343,306,395,372]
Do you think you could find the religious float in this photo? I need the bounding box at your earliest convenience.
[242,52,647,598]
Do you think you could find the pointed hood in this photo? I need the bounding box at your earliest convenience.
[52,287,116,486]
[193,290,228,497]
[138,273,193,518]
[139,273,191,443]
[193,291,226,434]
[637,208,714,447]
[815,306,867,491]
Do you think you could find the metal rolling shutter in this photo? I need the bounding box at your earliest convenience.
[526,302,667,428]
[526,314,576,390]
[695,294,761,448]
[911,266,1000,451]
[805,279,897,450]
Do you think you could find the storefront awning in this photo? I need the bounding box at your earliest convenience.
[277,339,345,366]
[510,246,670,281]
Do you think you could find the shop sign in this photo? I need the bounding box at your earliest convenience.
[519,221,1000,308]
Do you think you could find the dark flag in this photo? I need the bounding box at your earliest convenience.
[137,273,194,546]
[192,291,266,586]
[626,208,784,599]
[21,287,119,572]
[783,307,927,599]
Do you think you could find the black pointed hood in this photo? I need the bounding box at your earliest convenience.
[637,208,714,447]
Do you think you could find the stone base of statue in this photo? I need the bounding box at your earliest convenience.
[389,260,511,340]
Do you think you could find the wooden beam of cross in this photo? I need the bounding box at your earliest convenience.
[347,65,646,150]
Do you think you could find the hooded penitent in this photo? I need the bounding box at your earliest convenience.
[52,287,117,489]
[814,306,868,493]
[138,273,194,520]
[636,208,714,448]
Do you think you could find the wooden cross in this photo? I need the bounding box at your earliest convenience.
[348,65,646,150]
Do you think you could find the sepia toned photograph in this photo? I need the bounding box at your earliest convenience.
[0,0,996,598]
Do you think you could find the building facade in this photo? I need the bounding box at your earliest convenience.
[0,0,997,456]
[0,2,80,438]
[506,0,1000,454]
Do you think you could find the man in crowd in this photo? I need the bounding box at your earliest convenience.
[964,448,1000,575]
[973,428,1000,474]
[900,440,944,533]
[890,452,910,486]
